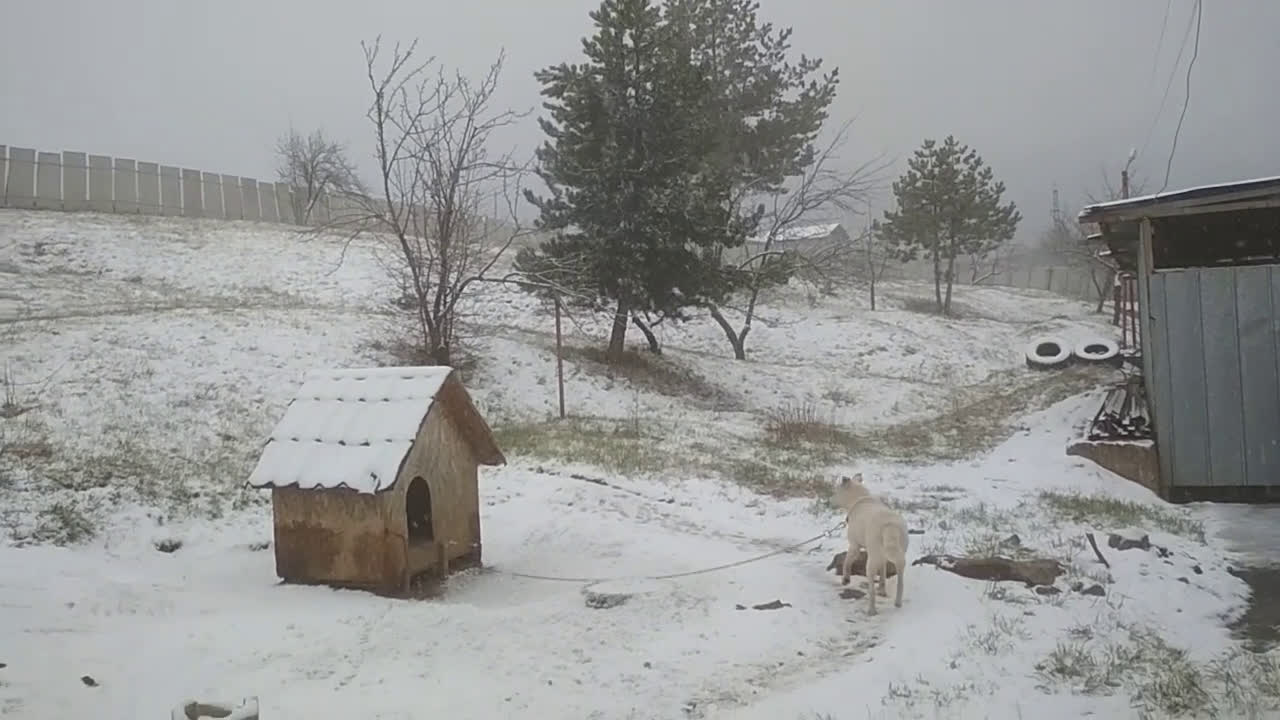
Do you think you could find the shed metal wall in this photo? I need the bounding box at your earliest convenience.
[1146,262,1280,489]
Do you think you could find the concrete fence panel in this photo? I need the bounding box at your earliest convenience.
[35,152,62,209]
[221,175,242,219]
[201,172,224,219]
[88,154,114,212]
[159,165,181,216]
[274,182,296,224]
[115,159,140,213]
[5,147,37,208]
[62,151,89,211]
[240,178,261,220]
[136,161,160,214]
[258,181,278,222]
[181,168,203,218]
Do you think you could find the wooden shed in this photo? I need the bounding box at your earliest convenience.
[1077,176,1280,502]
[246,366,506,593]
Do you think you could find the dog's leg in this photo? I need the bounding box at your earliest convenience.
[877,564,888,597]
[865,549,880,615]
[894,554,906,608]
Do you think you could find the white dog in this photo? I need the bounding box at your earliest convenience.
[831,473,908,615]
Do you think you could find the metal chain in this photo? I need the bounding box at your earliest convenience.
[496,520,848,584]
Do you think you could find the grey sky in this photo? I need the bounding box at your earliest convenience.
[3,0,1276,241]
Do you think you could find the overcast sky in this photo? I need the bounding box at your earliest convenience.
[3,0,1276,242]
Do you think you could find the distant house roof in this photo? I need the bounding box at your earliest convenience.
[246,366,502,494]
[1078,175,1280,224]
[747,222,845,245]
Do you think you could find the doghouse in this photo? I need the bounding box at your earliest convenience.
[246,366,505,593]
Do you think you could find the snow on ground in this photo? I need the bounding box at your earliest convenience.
[0,209,1272,719]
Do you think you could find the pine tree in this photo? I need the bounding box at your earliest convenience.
[663,0,840,359]
[519,0,740,361]
[877,136,1021,315]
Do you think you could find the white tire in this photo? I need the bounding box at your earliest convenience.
[1074,338,1121,365]
[1025,337,1072,370]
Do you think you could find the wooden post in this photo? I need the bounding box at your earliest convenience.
[436,541,448,578]
[554,295,566,420]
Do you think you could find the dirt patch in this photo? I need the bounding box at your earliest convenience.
[856,364,1111,461]
[559,345,734,408]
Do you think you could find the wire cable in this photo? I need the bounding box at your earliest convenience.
[1159,0,1203,194]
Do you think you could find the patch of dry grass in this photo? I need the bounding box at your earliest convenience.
[763,401,856,449]
[1033,625,1280,719]
[1038,489,1206,543]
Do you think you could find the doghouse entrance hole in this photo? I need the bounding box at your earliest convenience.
[406,476,433,543]
[1035,342,1061,356]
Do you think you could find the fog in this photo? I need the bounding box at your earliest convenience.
[3,0,1275,240]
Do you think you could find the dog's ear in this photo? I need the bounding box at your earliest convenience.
[852,473,863,484]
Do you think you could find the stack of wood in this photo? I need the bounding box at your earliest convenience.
[1087,381,1152,441]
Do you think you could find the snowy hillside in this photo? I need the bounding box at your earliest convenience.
[0,210,1269,719]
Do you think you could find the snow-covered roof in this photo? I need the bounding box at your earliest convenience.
[246,366,456,494]
[1078,175,1280,223]
[747,222,844,244]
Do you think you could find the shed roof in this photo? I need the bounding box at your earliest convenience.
[246,366,503,494]
[747,222,844,244]
[1078,175,1280,224]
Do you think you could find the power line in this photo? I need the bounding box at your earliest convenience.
[1138,2,1198,164]
[1160,0,1203,194]
[1149,0,1174,85]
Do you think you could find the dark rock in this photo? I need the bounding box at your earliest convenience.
[908,529,925,535]
[0,662,6,669]
[643,661,652,669]
[154,538,183,554]
[1107,532,1151,552]
[734,604,746,610]
[1192,564,1203,575]
[1156,546,1172,558]
[1002,534,1022,548]
[1034,585,1062,596]
[751,599,791,611]
[1178,577,1190,584]
[1080,584,1107,597]
[80,675,98,687]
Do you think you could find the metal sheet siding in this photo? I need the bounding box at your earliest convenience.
[1159,271,1212,488]
[1236,266,1280,485]
[1150,265,1280,489]
[1199,268,1246,486]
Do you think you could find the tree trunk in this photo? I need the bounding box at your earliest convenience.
[869,275,877,311]
[943,251,958,316]
[931,246,943,312]
[709,304,746,360]
[607,298,629,362]
[631,314,661,355]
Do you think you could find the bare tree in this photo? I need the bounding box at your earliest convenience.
[274,127,365,224]
[707,120,885,360]
[967,242,1015,285]
[354,37,531,366]
[1040,170,1148,315]
[860,219,893,311]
